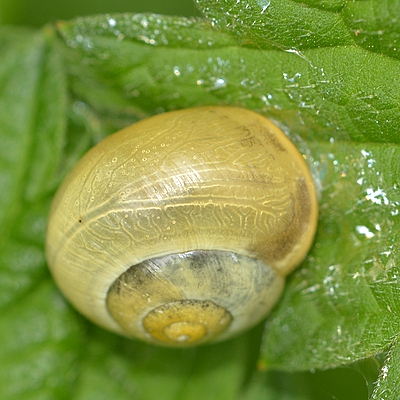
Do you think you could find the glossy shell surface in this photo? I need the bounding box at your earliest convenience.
[46,106,318,346]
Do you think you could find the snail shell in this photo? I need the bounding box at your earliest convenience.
[46,106,318,347]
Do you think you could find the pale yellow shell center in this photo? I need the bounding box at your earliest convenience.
[142,300,232,345]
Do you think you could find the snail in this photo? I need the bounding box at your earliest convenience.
[46,106,318,347]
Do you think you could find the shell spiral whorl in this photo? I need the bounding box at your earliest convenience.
[45,106,318,347]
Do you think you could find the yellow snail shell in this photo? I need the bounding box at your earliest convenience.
[46,106,318,347]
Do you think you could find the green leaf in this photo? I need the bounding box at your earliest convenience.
[0,26,77,400]
[196,0,352,48]
[371,339,400,399]
[52,3,400,394]
[0,26,66,310]
[242,371,312,400]
[263,140,400,369]
[242,367,370,400]
[342,0,400,60]
[0,281,84,399]
[2,0,400,399]
[73,329,258,400]
[57,11,400,144]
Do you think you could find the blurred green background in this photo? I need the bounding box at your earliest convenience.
[0,0,201,27]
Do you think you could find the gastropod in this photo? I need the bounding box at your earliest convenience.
[46,106,318,347]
